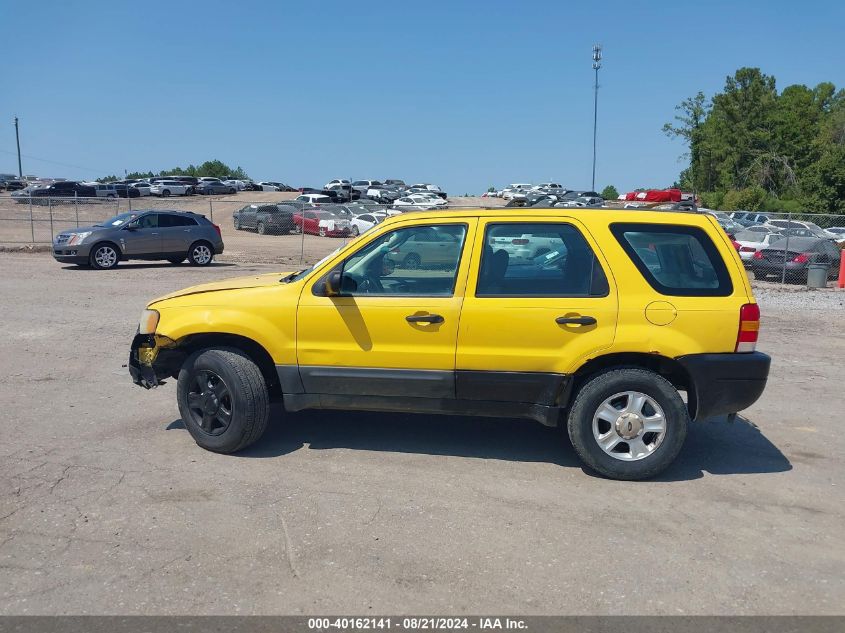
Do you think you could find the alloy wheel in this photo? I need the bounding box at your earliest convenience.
[186,370,233,436]
[192,244,212,265]
[592,391,667,461]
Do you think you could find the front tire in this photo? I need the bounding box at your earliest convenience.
[89,243,120,270]
[188,241,214,266]
[233,216,241,230]
[161,189,171,197]
[177,348,269,453]
[257,221,266,235]
[566,368,689,480]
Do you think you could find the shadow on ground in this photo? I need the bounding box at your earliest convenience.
[62,262,235,271]
[167,408,791,481]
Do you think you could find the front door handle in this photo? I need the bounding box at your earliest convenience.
[555,315,597,326]
[406,314,444,324]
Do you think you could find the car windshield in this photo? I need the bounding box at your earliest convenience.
[283,246,345,283]
[95,212,137,227]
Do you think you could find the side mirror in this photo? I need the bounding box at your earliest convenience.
[324,270,342,297]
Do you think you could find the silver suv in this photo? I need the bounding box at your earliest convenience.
[52,210,225,270]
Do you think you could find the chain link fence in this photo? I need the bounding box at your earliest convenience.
[1,193,843,283]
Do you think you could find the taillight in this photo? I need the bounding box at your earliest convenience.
[736,303,760,353]
[793,253,809,263]
[731,240,741,251]
[740,246,755,253]
[213,224,221,238]
[753,251,764,260]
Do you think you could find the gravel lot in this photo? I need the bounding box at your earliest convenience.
[0,253,843,615]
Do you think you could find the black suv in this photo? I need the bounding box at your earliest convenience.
[232,204,296,235]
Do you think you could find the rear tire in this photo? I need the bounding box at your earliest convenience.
[257,222,266,235]
[233,217,241,230]
[188,241,214,266]
[318,227,327,237]
[566,368,689,480]
[161,189,171,197]
[177,348,270,454]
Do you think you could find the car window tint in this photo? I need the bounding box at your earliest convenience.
[611,223,733,297]
[338,224,467,297]
[476,223,608,297]
[137,214,159,229]
[163,214,197,227]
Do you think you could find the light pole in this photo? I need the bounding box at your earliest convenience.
[591,45,602,191]
[14,116,23,178]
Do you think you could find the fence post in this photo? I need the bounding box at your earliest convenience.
[29,196,35,243]
[208,199,213,222]
[74,192,79,228]
[128,191,132,212]
[48,198,54,241]
[300,214,305,265]
[780,212,791,285]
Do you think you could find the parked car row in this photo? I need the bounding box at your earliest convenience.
[232,200,397,238]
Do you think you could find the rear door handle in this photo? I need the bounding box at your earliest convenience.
[406,314,444,324]
[555,315,597,326]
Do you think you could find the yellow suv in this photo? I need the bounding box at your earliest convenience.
[129,208,770,480]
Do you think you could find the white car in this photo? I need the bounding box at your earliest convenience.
[405,193,446,206]
[325,179,351,190]
[256,182,281,192]
[296,193,332,204]
[764,219,836,239]
[223,179,248,191]
[350,212,384,236]
[408,183,442,193]
[827,227,845,243]
[393,195,440,210]
[733,231,784,264]
[489,233,563,261]
[149,180,190,197]
[130,182,153,196]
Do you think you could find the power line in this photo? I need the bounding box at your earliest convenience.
[0,148,110,174]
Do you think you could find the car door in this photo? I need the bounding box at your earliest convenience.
[121,213,162,257]
[158,213,197,255]
[296,219,477,398]
[455,218,618,405]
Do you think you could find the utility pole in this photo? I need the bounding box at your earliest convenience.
[591,45,602,191]
[14,116,23,178]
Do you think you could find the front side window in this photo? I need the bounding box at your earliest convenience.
[136,214,159,229]
[333,224,467,296]
[611,223,732,296]
[476,223,608,297]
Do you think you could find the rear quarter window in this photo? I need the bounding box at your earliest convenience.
[610,223,733,297]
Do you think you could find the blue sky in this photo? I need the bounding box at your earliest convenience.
[2,0,843,194]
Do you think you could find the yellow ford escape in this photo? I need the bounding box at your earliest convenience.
[129,208,770,480]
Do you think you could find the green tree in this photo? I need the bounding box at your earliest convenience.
[600,185,619,199]
[801,145,845,213]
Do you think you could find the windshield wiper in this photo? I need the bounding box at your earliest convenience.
[280,270,305,283]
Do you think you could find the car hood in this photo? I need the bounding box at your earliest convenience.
[149,272,294,305]
[56,224,105,236]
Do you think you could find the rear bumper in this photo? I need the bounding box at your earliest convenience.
[677,352,771,421]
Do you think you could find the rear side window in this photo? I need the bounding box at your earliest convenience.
[610,223,733,296]
[160,214,197,227]
[477,223,609,297]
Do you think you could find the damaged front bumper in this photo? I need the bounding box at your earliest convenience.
[128,333,183,389]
